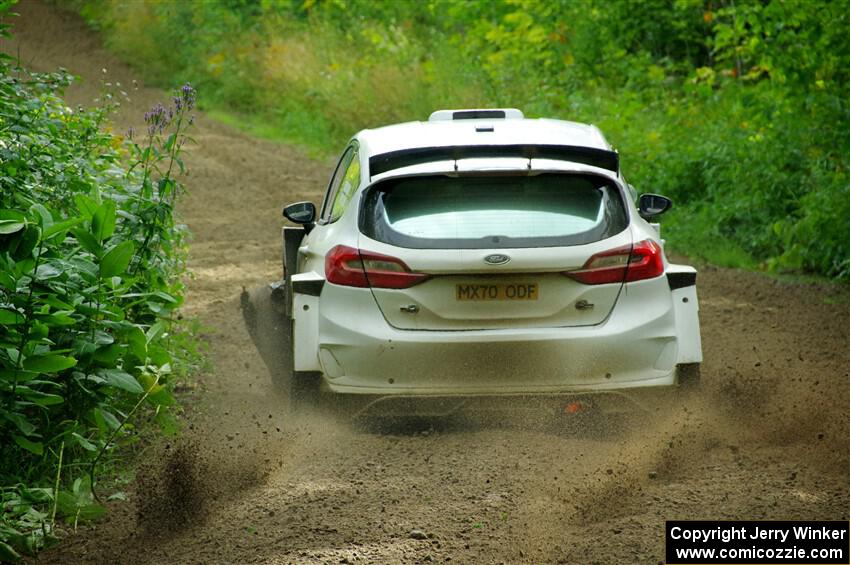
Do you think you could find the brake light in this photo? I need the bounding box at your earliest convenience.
[325,245,429,289]
[564,239,664,285]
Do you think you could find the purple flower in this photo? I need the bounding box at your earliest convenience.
[180,83,196,111]
[144,102,171,135]
[139,83,196,137]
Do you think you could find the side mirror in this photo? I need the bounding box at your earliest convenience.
[283,201,316,232]
[638,193,672,220]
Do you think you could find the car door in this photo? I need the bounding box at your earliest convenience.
[298,143,362,275]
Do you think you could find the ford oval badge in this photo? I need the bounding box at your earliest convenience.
[484,254,510,265]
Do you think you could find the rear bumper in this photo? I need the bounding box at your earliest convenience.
[315,276,681,396]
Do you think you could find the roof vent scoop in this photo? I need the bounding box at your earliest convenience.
[428,108,524,122]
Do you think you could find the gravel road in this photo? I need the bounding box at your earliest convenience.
[8,2,849,563]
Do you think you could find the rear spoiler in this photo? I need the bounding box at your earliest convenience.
[369,144,619,178]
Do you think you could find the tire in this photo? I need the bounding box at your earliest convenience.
[676,363,701,392]
[240,283,320,412]
[290,371,321,413]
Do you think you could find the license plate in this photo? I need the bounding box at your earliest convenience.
[456,283,539,301]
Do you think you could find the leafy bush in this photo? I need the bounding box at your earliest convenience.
[73,0,848,281]
[0,7,196,559]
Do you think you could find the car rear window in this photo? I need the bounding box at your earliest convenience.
[360,173,628,249]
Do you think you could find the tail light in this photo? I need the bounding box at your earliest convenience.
[564,239,664,285]
[325,245,429,289]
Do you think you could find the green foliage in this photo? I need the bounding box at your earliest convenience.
[74,0,849,282]
[0,5,198,556]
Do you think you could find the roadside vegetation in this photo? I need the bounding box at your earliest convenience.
[0,4,200,559]
[76,0,849,281]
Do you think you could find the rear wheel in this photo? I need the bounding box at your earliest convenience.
[290,371,321,413]
[676,363,701,392]
[240,284,320,412]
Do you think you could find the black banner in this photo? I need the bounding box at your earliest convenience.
[666,520,849,564]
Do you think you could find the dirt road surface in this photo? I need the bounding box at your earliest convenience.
[7,2,849,563]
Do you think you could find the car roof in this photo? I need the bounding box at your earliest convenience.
[355,109,612,159]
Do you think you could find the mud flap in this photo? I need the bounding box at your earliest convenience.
[667,264,702,364]
[291,271,325,411]
[291,272,323,372]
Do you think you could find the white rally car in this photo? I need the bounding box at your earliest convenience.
[244,108,702,415]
